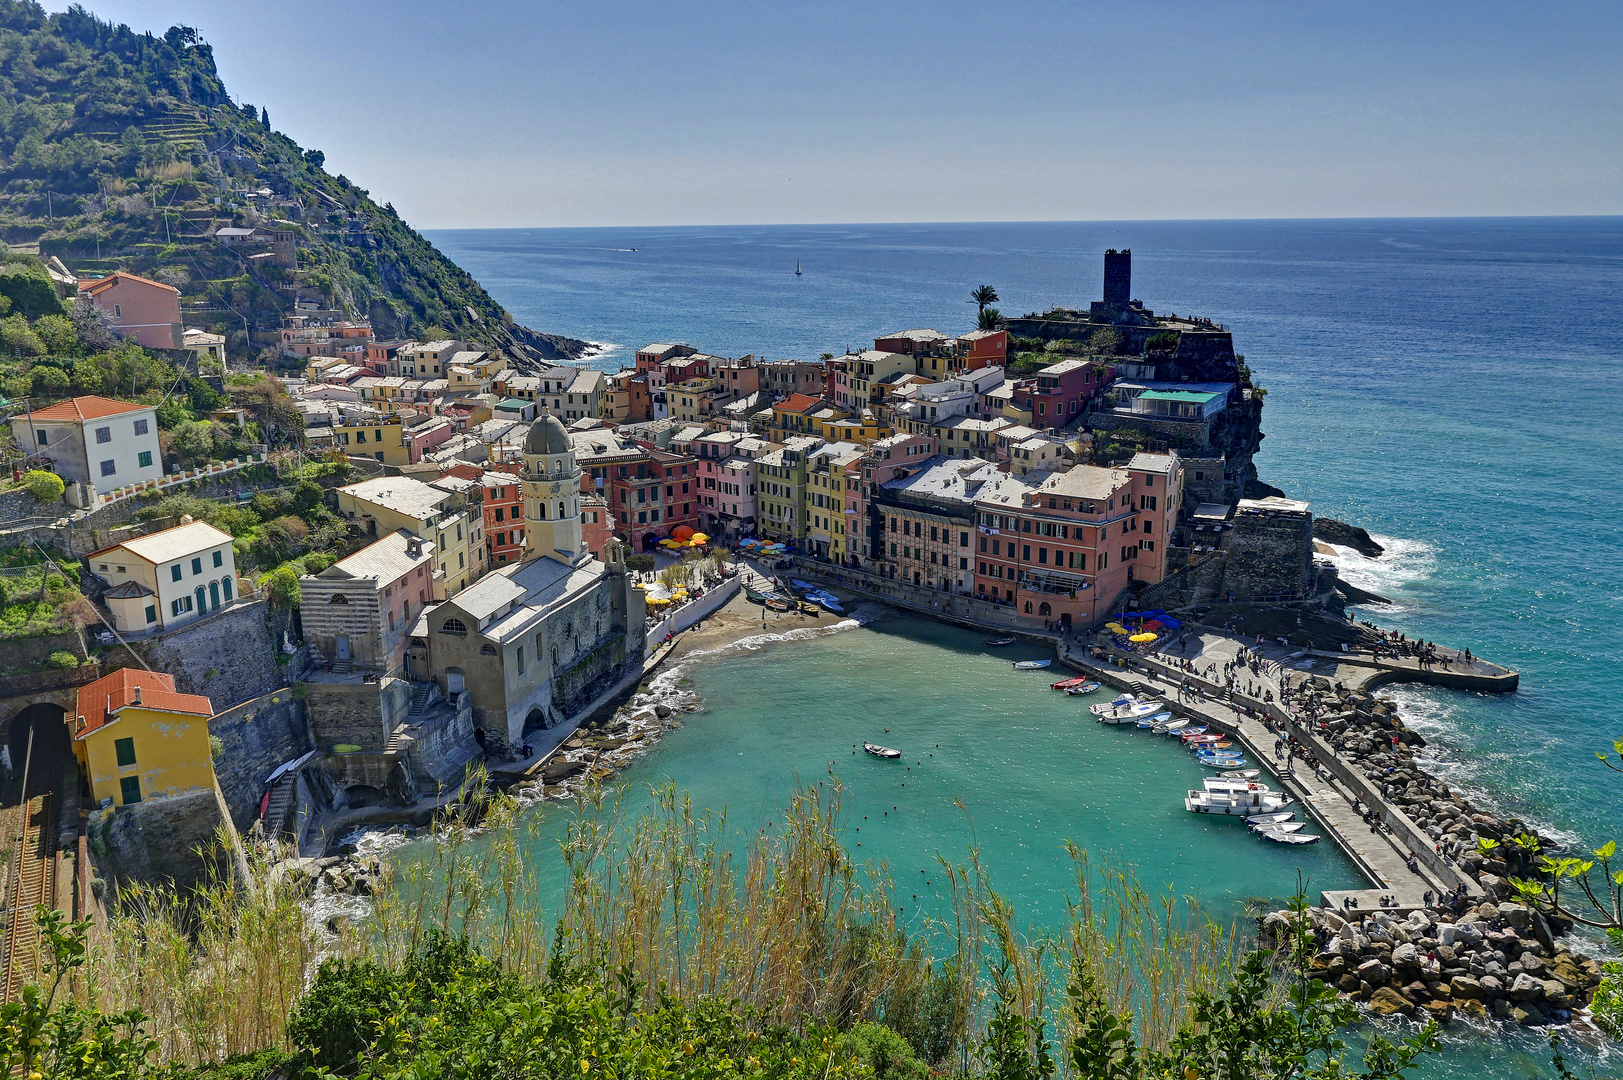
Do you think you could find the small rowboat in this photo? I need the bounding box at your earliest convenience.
[1012,659,1051,670]
[985,637,1016,647]
[1056,679,1100,694]
[1199,757,1248,769]
[1258,830,1320,845]
[863,743,902,759]
[1176,726,1210,739]
[1244,811,1295,825]
[1250,820,1308,834]
[1153,718,1190,734]
[1052,677,1089,690]
[1220,769,1262,780]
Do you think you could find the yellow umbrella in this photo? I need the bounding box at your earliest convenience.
[1130,632,1157,643]
[692,532,709,542]
[1105,623,1126,632]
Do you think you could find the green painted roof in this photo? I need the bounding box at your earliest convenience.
[1138,389,1225,403]
[494,397,531,410]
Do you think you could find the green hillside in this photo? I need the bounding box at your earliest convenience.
[0,0,586,364]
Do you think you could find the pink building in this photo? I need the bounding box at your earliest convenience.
[78,272,182,350]
[847,432,938,568]
[692,430,766,540]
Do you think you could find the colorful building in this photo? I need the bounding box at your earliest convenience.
[71,668,215,808]
[970,458,1178,629]
[89,518,239,632]
[869,454,999,592]
[77,271,182,350]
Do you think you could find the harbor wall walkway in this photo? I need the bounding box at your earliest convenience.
[1303,648,1519,693]
[1054,642,1474,906]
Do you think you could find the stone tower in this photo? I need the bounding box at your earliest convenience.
[520,414,584,566]
[1103,248,1131,306]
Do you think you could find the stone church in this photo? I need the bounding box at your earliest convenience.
[418,414,645,752]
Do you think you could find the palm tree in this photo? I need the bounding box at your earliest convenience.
[977,307,1005,331]
[969,285,1000,314]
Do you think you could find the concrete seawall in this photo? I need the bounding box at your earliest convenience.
[1305,649,1519,694]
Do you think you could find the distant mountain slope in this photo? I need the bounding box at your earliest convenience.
[0,0,587,364]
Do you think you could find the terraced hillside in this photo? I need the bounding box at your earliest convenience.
[0,2,586,364]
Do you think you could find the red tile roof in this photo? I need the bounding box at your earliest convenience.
[776,393,820,413]
[75,668,213,738]
[77,270,181,296]
[27,395,148,423]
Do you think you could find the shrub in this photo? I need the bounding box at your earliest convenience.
[264,565,300,609]
[625,553,656,573]
[45,649,79,668]
[23,469,64,503]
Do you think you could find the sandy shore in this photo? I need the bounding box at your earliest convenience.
[664,582,852,662]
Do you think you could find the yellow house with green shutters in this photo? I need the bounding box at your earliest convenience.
[72,667,216,808]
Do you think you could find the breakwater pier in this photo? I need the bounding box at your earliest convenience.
[1054,634,1469,906]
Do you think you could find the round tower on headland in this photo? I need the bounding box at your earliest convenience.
[520,414,584,566]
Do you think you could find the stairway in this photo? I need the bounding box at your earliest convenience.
[409,682,435,715]
[262,777,294,841]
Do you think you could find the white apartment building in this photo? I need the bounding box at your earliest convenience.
[89,518,239,632]
[11,395,164,492]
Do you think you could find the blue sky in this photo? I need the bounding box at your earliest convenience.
[67,0,1623,228]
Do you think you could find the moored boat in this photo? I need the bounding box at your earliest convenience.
[863,743,902,759]
[1243,810,1294,825]
[1203,777,1273,794]
[1153,718,1190,734]
[1091,695,1136,715]
[1219,769,1262,780]
[1012,659,1052,670]
[985,637,1016,647]
[1185,789,1294,815]
[1250,820,1308,834]
[1258,830,1320,845]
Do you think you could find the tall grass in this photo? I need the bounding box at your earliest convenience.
[77,779,1238,1073]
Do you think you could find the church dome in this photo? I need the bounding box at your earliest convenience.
[525,413,572,456]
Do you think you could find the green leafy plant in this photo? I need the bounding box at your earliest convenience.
[22,470,64,504]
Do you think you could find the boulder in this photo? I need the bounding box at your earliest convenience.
[1367,986,1416,1017]
[1542,981,1571,1010]
[1507,973,1544,1002]
[1391,942,1420,970]
[1457,999,1489,1020]
[1337,973,1361,994]
[1498,902,1531,928]
[1478,975,1504,998]
[1509,1003,1544,1027]
[1356,959,1391,986]
[1448,976,1485,1000]
[1530,911,1557,954]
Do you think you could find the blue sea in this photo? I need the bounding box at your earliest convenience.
[426,219,1623,1075]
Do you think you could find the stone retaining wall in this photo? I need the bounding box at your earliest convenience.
[92,784,233,890]
[129,599,291,709]
[208,690,315,829]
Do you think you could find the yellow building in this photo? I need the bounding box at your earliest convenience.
[822,411,891,445]
[821,448,864,565]
[337,475,476,594]
[71,668,215,807]
[332,416,409,465]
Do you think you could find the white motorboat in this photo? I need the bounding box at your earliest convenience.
[1153,718,1191,734]
[1258,830,1321,845]
[1243,810,1295,825]
[1090,695,1136,715]
[863,743,902,759]
[1203,777,1273,795]
[1184,789,1293,815]
[1098,705,1163,726]
[1219,769,1262,780]
[1250,820,1308,834]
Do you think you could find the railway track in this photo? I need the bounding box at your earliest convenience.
[1,793,59,1002]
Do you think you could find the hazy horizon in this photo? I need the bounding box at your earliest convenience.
[62,1,1623,230]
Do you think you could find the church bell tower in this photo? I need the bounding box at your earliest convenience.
[520,414,584,566]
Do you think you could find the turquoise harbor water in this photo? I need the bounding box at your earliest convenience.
[421,219,1623,1075]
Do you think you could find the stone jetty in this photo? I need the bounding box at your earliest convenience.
[1055,627,1606,1025]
